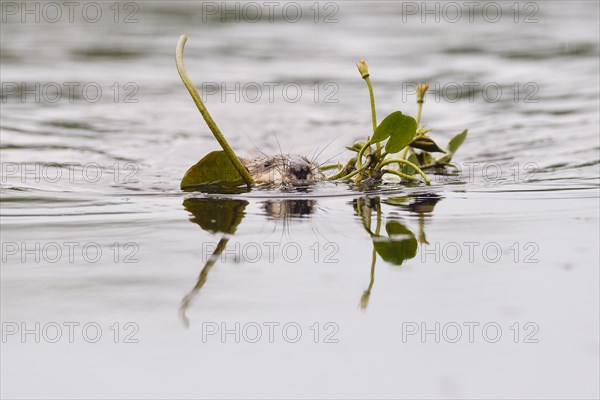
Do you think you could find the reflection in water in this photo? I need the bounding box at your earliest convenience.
[385,193,443,244]
[179,198,248,327]
[182,198,248,234]
[356,193,443,309]
[262,199,321,241]
[179,197,318,326]
[263,199,318,219]
[179,193,443,324]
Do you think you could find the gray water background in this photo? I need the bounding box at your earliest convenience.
[1,1,599,398]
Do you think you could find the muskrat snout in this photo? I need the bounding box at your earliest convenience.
[242,154,325,186]
[290,163,311,180]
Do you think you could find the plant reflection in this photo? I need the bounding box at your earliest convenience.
[179,193,442,325]
[179,197,318,326]
[355,193,442,309]
[384,193,442,245]
[179,198,248,327]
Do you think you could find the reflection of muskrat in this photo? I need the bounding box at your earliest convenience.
[263,199,318,218]
[241,154,325,186]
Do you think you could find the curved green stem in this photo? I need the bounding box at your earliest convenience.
[365,77,377,133]
[336,165,367,181]
[381,169,419,181]
[400,145,417,162]
[333,156,374,181]
[416,99,424,127]
[364,76,381,157]
[356,139,372,169]
[378,158,430,185]
[327,169,349,181]
[320,163,343,171]
[400,146,410,161]
[326,158,357,180]
[176,35,255,187]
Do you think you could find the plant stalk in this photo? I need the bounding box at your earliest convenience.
[356,139,372,169]
[332,156,374,181]
[319,163,343,171]
[415,99,424,127]
[381,169,419,181]
[400,146,410,161]
[176,34,255,187]
[364,76,381,156]
[378,158,430,184]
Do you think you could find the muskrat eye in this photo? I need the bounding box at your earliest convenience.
[263,161,271,168]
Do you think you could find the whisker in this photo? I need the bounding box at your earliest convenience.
[241,131,271,160]
[309,144,321,164]
[311,134,343,164]
[272,130,285,159]
[319,148,349,167]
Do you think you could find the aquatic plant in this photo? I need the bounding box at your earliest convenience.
[176,35,468,190]
[176,35,254,188]
[322,61,468,186]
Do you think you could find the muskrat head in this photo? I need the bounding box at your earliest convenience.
[243,154,325,186]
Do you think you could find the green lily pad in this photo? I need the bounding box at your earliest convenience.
[371,111,417,153]
[410,136,446,153]
[181,150,245,189]
[372,221,418,265]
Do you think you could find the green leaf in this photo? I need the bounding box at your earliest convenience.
[437,129,468,164]
[372,221,418,266]
[416,151,435,166]
[181,150,245,189]
[371,111,417,153]
[410,136,446,153]
[400,153,419,175]
[448,129,468,154]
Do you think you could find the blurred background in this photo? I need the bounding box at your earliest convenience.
[1,1,599,399]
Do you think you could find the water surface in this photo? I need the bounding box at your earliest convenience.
[1,1,599,398]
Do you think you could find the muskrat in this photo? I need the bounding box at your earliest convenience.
[241,154,325,186]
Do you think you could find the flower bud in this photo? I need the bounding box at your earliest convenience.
[360,290,371,310]
[356,59,370,79]
[416,83,429,103]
